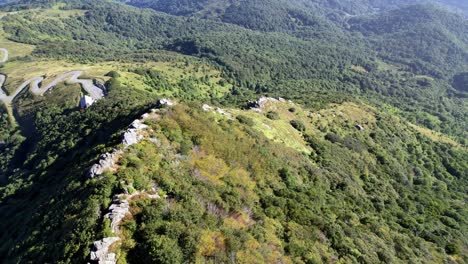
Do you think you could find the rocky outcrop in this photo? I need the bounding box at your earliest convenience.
[87,150,123,178]
[86,109,157,178]
[158,98,175,107]
[202,104,232,119]
[247,97,287,112]
[88,101,173,263]
[105,194,133,234]
[90,191,161,264]
[90,237,120,264]
[121,129,142,148]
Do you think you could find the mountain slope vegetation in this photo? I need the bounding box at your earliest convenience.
[0,0,466,263]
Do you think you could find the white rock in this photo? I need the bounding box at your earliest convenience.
[122,129,143,147]
[90,237,120,263]
[147,194,161,199]
[202,104,213,111]
[87,150,122,178]
[130,119,148,130]
[159,98,175,106]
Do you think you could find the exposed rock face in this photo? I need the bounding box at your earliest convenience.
[130,119,148,130]
[105,191,161,234]
[88,103,171,263]
[122,129,143,148]
[247,97,286,112]
[87,150,123,179]
[80,95,95,109]
[90,237,120,264]
[87,109,155,178]
[90,191,161,263]
[356,124,365,131]
[104,195,133,234]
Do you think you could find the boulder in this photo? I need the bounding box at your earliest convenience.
[355,124,365,131]
[202,104,213,111]
[158,98,175,107]
[122,129,142,147]
[130,119,148,130]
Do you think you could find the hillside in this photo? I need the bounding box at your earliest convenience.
[0,0,466,263]
[349,4,468,77]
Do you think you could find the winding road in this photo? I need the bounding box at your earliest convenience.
[0,47,104,105]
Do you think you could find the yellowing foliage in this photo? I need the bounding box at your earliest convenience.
[196,230,226,258]
[225,168,256,191]
[223,212,251,230]
[190,153,229,186]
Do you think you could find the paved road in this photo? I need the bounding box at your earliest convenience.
[28,71,104,100]
[0,48,104,104]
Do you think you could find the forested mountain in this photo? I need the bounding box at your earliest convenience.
[350,4,468,77]
[125,0,468,21]
[0,0,466,263]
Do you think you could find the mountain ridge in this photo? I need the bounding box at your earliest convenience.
[0,0,466,263]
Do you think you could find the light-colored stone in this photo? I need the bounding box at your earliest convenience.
[130,119,148,130]
[159,98,175,106]
[202,104,213,111]
[122,129,143,147]
[104,198,131,233]
[87,150,123,178]
[90,237,120,263]
[202,104,232,119]
[247,97,282,112]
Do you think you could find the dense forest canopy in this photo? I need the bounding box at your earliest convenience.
[0,0,466,263]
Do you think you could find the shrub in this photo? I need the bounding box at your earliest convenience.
[290,120,305,132]
[266,111,280,120]
[147,235,183,263]
[325,133,341,143]
[236,115,255,126]
[105,71,121,78]
[445,243,460,255]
